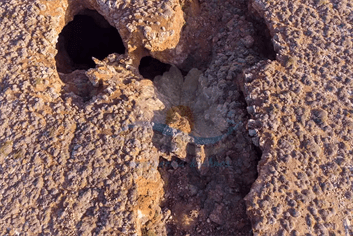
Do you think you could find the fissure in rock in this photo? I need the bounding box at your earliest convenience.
[246,5,276,60]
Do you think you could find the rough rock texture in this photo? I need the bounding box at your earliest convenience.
[244,0,353,235]
[0,0,352,235]
[0,1,166,234]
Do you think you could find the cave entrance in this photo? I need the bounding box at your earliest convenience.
[55,9,125,73]
[138,56,171,81]
[246,10,276,60]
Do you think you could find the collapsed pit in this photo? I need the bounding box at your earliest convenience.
[145,2,275,235]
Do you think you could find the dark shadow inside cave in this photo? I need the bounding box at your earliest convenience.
[138,56,172,81]
[55,9,125,73]
[246,13,276,60]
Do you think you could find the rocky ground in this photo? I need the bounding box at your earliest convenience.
[0,0,352,235]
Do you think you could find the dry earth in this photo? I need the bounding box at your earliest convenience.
[0,0,352,235]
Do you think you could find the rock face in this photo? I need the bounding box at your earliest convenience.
[165,105,194,134]
[243,0,353,235]
[0,0,352,236]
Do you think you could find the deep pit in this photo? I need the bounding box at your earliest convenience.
[54,9,125,102]
[146,1,274,235]
[246,6,276,60]
[138,56,171,81]
[55,9,125,73]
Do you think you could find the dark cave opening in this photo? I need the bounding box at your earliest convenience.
[138,56,172,81]
[246,13,276,60]
[55,9,125,73]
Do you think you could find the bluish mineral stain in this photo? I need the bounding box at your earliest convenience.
[127,121,242,145]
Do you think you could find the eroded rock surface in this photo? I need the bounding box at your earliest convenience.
[244,0,353,235]
[0,0,352,235]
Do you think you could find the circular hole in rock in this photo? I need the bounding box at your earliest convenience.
[55,9,125,73]
[138,56,171,81]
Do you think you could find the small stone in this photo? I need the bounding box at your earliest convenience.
[247,105,256,115]
[189,185,198,196]
[249,129,257,137]
[171,161,178,169]
[242,35,254,48]
[209,204,224,225]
